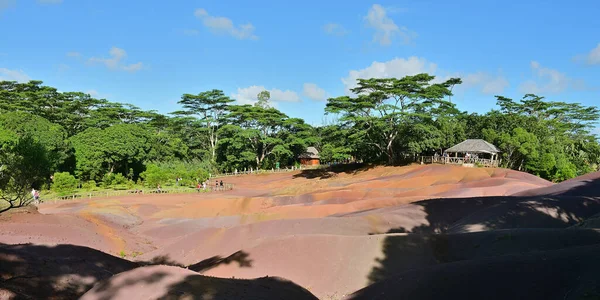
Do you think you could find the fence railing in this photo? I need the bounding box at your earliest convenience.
[210,165,320,178]
[418,156,500,168]
[43,184,234,203]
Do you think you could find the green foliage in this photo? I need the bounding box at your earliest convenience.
[101,173,128,188]
[1,77,599,199]
[325,74,461,164]
[81,180,98,191]
[0,133,52,211]
[140,160,210,188]
[0,112,71,172]
[51,172,78,194]
[70,124,151,181]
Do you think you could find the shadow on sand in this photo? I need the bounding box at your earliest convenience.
[292,162,376,180]
[0,243,316,299]
[349,175,600,300]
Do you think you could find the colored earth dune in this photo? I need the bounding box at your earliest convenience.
[1,164,600,299]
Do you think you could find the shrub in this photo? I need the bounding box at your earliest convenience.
[82,180,98,191]
[101,173,128,188]
[141,160,210,188]
[51,172,78,194]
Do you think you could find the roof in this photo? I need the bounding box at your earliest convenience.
[298,146,320,159]
[445,139,500,154]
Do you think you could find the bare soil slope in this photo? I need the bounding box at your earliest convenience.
[2,164,600,299]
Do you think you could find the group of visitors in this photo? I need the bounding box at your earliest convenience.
[196,179,225,192]
[31,188,40,204]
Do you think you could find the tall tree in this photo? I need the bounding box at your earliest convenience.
[326,74,461,164]
[226,105,289,167]
[0,129,52,212]
[255,90,271,109]
[173,90,234,161]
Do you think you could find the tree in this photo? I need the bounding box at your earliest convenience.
[255,90,271,109]
[0,112,71,173]
[0,132,51,212]
[227,105,289,167]
[70,124,151,181]
[173,90,234,161]
[326,74,461,164]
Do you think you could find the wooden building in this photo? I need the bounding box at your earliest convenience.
[299,146,320,166]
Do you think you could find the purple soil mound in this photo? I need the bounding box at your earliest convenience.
[513,171,600,197]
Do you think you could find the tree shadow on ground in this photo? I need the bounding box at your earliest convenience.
[354,176,600,299]
[292,163,376,180]
[163,275,319,300]
[0,243,271,299]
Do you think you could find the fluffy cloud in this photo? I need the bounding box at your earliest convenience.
[342,56,510,96]
[88,47,144,73]
[303,83,328,101]
[0,68,30,82]
[323,23,348,36]
[574,43,600,65]
[519,61,585,94]
[194,8,257,40]
[37,0,63,4]
[341,56,437,93]
[364,4,416,46]
[462,72,509,95]
[231,85,300,105]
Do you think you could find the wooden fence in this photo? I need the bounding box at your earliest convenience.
[418,156,500,168]
[43,183,234,204]
[210,165,320,178]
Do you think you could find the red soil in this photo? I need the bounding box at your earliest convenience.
[2,164,599,299]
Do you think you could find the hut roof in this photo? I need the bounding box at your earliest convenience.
[445,139,500,154]
[298,146,320,159]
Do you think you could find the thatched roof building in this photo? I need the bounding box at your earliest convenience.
[299,147,320,159]
[299,147,320,165]
[445,139,500,154]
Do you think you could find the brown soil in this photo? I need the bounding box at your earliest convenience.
[1,165,599,299]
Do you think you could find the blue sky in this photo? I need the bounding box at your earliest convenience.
[1,0,599,133]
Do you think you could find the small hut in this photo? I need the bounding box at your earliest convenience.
[444,139,500,166]
[299,146,320,166]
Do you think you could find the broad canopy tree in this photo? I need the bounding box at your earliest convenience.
[325,74,462,164]
[173,90,234,161]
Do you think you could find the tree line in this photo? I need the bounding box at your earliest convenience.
[0,75,598,210]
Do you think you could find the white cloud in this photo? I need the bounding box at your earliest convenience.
[88,47,144,73]
[67,51,82,58]
[575,43,600,65]
[231,85,300,106]
[0,0,15,12]
[462,72,509,95]
[323,23,348,36]
[0,68,30,82]
[303,83,328,101]
[364,4,416,46]
[37,0,63,4]
[194,8,258,40]
[519,61,585,94]
[342,56,511,97]
[341,56,437,93]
